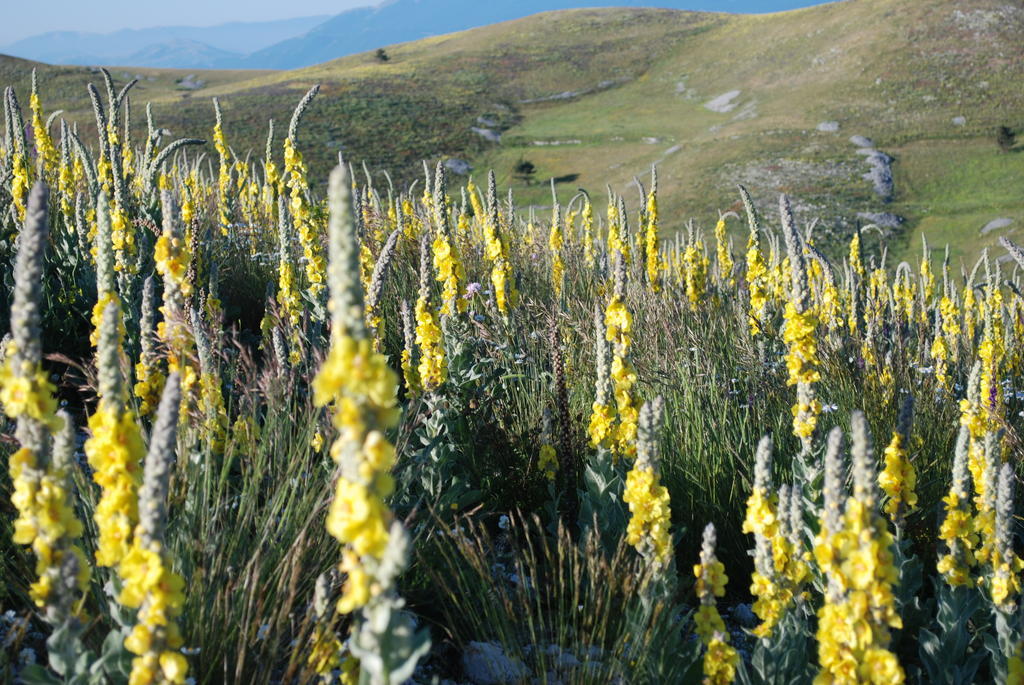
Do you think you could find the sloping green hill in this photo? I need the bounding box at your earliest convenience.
[6,0,1024,262]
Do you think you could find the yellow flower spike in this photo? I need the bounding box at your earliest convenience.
[313,165,428,678]
[694,524,738,685]
[4,185,94,622]
[816,413,904,684]
[714,216,734,287]
[644,171,661,292]
[120,375,190,685]
[878,396,917,523]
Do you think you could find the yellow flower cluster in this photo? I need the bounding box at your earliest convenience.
[198,372,228,454]
[782,301,821,440]
[549,208,565,297]
[605,296,638,459]
[538,444,558,481]
[814,496,903,681]
[213,119,232,234]
[29,92,58,176]
[86,404,146,567]
[714,218,733,286]
[433,232,467,315]
[154,235,193,299]
[878,432,917,519]
[746,236,769,336]
[623,466,672,565]
[0,362,60,431]
[283,137,326,298]
[11,150,31,223]
[135,361,166,418]
[587,401,615,450]
[120,541,189,685]
[111,202,136,272]
[581,198,595,267]
[937,489,977,586]
[682,240,709,310]
[414,295,446,392]
[8,443,92,607]
[483,213,515,315]
[645,187,660,292]
[314,331,400,614]
[694,525,739,685]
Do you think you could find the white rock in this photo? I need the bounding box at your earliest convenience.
[952,116,967,126]
[981,218,1013,234]
[444,158,472,175]
[704,90,741,113]
[471,127,501,143]
[849,135,874,147]
[462,642,530,685]
[817,121,840,132]
[857,212,904,228]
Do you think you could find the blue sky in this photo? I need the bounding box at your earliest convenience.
[0,0,834,45]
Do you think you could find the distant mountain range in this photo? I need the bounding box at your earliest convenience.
[0,0,830,70]
[0,15,330,69]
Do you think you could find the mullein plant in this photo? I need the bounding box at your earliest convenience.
[86,299,146,571]
[740,185,769,336]
[622,397,673,571]
[538,407,558,482]
[0,182,91,626]
[276,195,304,365]
[190,307,228,455]
[713,212,734,288]
[429,163,466,317]
[6,86,32,221]
[937,427,978,587]
[366,227,401,347]
[744,436,785,638]
[548,184,565,298]
[644,168,661,293]
[282,86,327,307]
[154,190,196,403]
[693,523,740,685]
[134,276,166,417]
[414,235,446,392]
[399,300,420,394]
[581,194,596,268]
[481,170,515,316]
[311,164,429,683]
[90,194,121,348]
[779,195,821,461]
[605,254,639,460]
[119,374,190,685]
[814,412,904,684]
[681,223,710,310]
[878,395,917,527]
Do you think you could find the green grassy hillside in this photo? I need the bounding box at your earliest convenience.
[5,0,1023,262]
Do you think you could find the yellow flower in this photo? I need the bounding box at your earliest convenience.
[327,478,391,559]
[538,444,558,481]
[414,295,446,391]
[86,404,146,568]
[587,402,615,450]
[879,433,917,517]
[623,466,673,565]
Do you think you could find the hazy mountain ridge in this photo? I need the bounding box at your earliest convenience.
[241,0,830,70]
[3,1,829,70]
[0,15,330,68]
